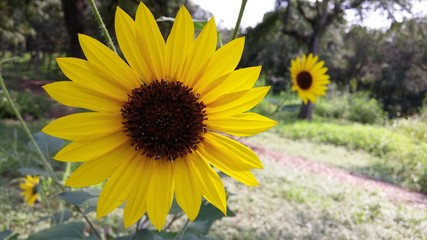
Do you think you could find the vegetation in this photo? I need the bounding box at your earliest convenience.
[0,0,426,239]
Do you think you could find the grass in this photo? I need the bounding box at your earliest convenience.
[275,121,427,192]
[208,132,427,240]
[0,120,51,177]
[1,128,426,239]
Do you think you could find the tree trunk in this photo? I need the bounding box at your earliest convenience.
[297,0,329,120]
[61,0,87,58]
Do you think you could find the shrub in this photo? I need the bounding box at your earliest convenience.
[315,92,385,124]
[0,89,51,119]
[278,121,427,193]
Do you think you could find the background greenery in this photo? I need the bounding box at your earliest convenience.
[0,0,426,239]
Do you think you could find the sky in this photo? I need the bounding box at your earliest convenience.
[191,0,427,29]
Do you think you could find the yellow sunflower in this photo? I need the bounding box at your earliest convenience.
[20,175,40,206]
[290,53,330,104]
[42,3,276,230]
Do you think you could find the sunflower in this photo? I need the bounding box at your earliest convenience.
[290,53,330,104]
[42,3,276,230]
[20,175,40,206]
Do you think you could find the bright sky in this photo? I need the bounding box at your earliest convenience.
[191,0,276,28]
[191,0,427,29]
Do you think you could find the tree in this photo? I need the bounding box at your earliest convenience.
[61,0,88,58]
[274,0,414,119]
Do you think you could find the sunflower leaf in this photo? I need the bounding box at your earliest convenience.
[0,230,13,239]
[27,222,85,240]
[52,210,73,224]
[28,131,64,155]
[19,167,54,177]
[58,190,99,206]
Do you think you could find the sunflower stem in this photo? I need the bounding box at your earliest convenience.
[175,218,190,240]
[231,0,248,40]
[0,58,103,240]
[87,0,117,53]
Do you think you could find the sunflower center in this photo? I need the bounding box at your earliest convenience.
[296,71,313,90]
[121,80,207,161]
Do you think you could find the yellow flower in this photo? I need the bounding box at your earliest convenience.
[42,3,276,230]
[290,53,330,104]
[20,175,40,206]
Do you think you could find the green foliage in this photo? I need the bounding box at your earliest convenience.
[27,222,86,240]
[208,156,427,240]
[278,121,427,192]
[314,91,385,124]
[0,89,52,119]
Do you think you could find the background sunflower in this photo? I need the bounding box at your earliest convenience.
[290,53,330,104]
[20,175,40,206]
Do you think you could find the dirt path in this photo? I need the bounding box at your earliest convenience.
[242,140,427,208]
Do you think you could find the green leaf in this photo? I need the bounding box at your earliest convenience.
[0,230,12,239]
[19,167,54,177]
[58,190,99,206]
[193,21,208,31]
[114,229,164,240]
[183,233,212,240]
[195,202,235,222]
[52,210,73,224]
[169,198,183,214]
[27,222,85,240]
[186,220,212,235]
[28,131,64,154]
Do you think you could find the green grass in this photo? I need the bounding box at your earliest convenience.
[208,137,427,239]
[276,121,427,192]
[0,120,51,176]
[2,132,426,239]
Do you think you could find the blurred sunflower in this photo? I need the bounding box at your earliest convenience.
[290,53,330,104]
[20,175,40,206]
[42,3,276,230]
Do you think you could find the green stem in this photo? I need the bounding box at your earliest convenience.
[231,0,248,40]
[87,0,117,53]
[174,218,190,240]
[0,59,102,240]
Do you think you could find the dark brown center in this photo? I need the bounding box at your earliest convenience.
[296,71,313,90]
[121,80,207,161]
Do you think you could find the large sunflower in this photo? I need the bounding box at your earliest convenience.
[42,3,276,230]
[290,53,330,104]
[20,175,40,206]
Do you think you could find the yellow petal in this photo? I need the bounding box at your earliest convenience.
[42,112,122,141]
[194,37,245,93]
[65,144,135,187]
[27,194,38,206]
[97,152,141,218]
[115,7,155,83]
[43,82,122,112]
[78,34,141,90]
[56,58,129,100]
[202,132,263,170]
[123,158,153,228]
[196,148,259,186]
[174,156,201,221]
[165,6,194,81]
[188,151,227,214]
[54,132,129,162]
[135,2,166,81]
[207,112,277,136]
[201,66,261,103]
[179,18,217,87]
[146,160,174,230]
[206,87,270,117]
